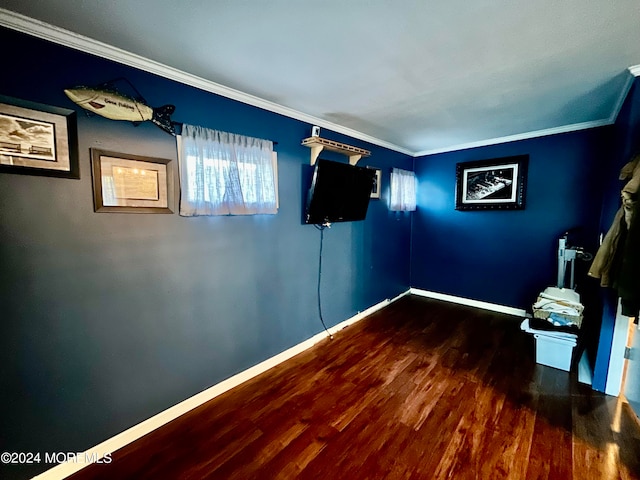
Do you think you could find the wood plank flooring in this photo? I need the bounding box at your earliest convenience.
[69,295,640,479]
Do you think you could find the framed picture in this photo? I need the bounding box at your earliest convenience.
[455,155,528,210]
[0,95,79,178]
[90,149,174,213]
[370,168,382,199]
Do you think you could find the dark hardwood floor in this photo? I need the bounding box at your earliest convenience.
[70,295,640,479]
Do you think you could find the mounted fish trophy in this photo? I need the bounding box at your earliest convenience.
[64,78,176,135]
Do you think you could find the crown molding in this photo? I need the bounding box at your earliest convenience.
[0,8,413,156]
[413,118,612,157]
[416,66,639,157]
[608,69,637,124]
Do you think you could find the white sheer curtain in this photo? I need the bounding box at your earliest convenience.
[390,168,417,211]
[178,124,277,216]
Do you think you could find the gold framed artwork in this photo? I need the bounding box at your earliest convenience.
[0,95,79,178]
[90,149,174,213]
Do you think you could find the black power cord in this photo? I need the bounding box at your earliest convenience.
[314,224,333,339]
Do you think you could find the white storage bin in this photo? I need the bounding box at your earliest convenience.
[533,333,577,371]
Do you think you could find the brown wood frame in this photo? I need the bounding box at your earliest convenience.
[90,148,174,213]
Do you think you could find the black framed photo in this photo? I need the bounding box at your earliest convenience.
[455,155,528,210]
[370,167,381,199]
[0,95,79,179]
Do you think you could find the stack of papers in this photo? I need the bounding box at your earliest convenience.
[520,318,577,340]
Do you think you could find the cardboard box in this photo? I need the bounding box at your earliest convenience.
[532,288,584,329]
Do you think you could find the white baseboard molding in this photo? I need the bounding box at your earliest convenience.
[605,300,631,397]
[578,348,593,386]
[32,290,409,480]
[409,288,527,318]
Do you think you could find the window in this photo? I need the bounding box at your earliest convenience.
[390,168,417,211]
[177,124,278,216]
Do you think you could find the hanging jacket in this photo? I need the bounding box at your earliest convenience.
[588,207,625,287]
[618,199,640,316]
[589,153,640,316]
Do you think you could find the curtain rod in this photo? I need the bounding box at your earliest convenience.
[171,121,277,145]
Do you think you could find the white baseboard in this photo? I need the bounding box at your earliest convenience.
[32,290,409,480]
[409,288,527,318]
[605,299,630,397]
[578,348,593,386]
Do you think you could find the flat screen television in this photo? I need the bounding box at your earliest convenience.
[304,159,376,225]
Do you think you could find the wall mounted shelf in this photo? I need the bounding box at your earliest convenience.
[301,137,371,166]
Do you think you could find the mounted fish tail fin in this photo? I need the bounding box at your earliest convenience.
[152,105,176,135]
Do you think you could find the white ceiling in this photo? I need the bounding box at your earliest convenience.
[1,1,639,156]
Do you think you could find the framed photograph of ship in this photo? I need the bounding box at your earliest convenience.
[90,149,174,213]
[455,155,528,210]
[0,95,79,178]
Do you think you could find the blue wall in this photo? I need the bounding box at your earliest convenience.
[0,28,412,479]
[411,128,612,310]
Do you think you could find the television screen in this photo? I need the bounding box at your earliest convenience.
[304,159,376,225]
